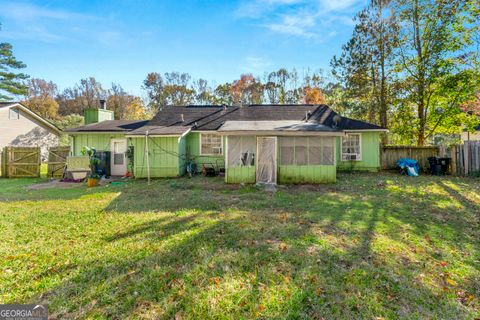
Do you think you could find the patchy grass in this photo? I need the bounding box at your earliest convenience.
[0,173,479,319]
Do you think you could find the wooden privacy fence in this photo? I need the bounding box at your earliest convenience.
[1,146,41,178]
[381,146,440,170]
[47,146,71,178]
[453,141,480,176]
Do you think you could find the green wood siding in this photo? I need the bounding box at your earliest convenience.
[84,108,114,125]
[225,166,255,184]
[132,136,180,178]
[278,165,336,184]
[336,132,381,171]
[70,134,126,155]
[186,132,225,168]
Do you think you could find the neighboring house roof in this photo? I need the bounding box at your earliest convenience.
[64,120,148,133]
[66,104,386,136]
[0,102,61,135]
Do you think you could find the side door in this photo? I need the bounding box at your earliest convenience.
[256,137,277,184]
[110,139,128,176]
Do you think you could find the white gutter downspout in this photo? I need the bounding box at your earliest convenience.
[145,130,151,185]
[177,127,192,143]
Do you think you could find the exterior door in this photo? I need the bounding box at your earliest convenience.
[110,139,127,176]
[256,137,277,184]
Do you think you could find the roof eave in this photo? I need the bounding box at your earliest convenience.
[343,129,389,132]
[218,130,345,136]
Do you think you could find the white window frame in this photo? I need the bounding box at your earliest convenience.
[9,107,19,120]
[200,133,223,156]
[341,133,362,161]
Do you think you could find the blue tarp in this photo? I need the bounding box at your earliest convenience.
[397,158,420,177]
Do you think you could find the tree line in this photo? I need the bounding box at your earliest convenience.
[0,0,479,145]
[331,0,479,145]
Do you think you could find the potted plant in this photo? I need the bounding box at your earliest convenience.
[81,146,101,187]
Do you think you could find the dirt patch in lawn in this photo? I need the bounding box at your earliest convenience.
[26,180,82,190]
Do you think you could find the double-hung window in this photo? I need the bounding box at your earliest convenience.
[200,134,223,155]
[341,134,362,161]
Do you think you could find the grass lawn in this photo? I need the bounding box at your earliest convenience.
[0,173,479,319]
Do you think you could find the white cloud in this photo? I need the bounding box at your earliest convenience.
[236,0,305,18]
[265,10,316,37]
[245,56,272,72]
[236,0,364,38]
[0,2,131,46]
[318,0,359,11]
[0,2,92,22]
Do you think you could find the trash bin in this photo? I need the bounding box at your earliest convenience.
[428,156,451,175]
[94,151,111,177]
[438,157,451,175]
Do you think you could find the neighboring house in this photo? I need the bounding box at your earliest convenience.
[461,125,480,142]
[65,104,386,184]
[0,102,61,159]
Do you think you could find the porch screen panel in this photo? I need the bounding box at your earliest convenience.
[279,136,335,166]
[322,137,334,165]
[308,137,322,165]
[295,137,308,165]
[227,136,256,167]
[279,137,294,165]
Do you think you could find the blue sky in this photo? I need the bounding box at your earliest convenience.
[0,0,366,95]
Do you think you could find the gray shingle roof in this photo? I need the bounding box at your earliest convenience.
[65,104,386,134]
[144,104,384,130]
[64,120,148,133]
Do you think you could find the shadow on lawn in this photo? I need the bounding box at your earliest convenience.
[34,175,477,319]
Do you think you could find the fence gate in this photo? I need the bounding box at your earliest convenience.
[47,146,71,178]
[1,146,41,178]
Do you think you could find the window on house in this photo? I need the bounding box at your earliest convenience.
[227,136,255,167]
[200,134,223,155]
[342,134,362,161]
[279,136,334,166]
[9,108,19,120]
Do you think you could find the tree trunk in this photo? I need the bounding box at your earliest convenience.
[379,1,388,144]
[417,99,426,145]
[413,0,426,146]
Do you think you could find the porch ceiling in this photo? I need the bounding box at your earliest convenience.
[217,121,345,136]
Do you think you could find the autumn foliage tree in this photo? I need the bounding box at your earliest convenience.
[230,74,263,105]
[107,83,147,120]
[22,78,59,119]
[302,87,326,104]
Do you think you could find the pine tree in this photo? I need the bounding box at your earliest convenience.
[0,24,29,101]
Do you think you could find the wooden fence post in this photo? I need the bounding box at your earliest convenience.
[450,147,457,176]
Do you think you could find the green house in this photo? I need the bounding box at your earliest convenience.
[65,104,386,184]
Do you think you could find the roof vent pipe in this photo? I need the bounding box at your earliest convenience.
[332,114,342,128]
[180,114,184,122]
[99,99,107,110]
[305,111,312,122]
